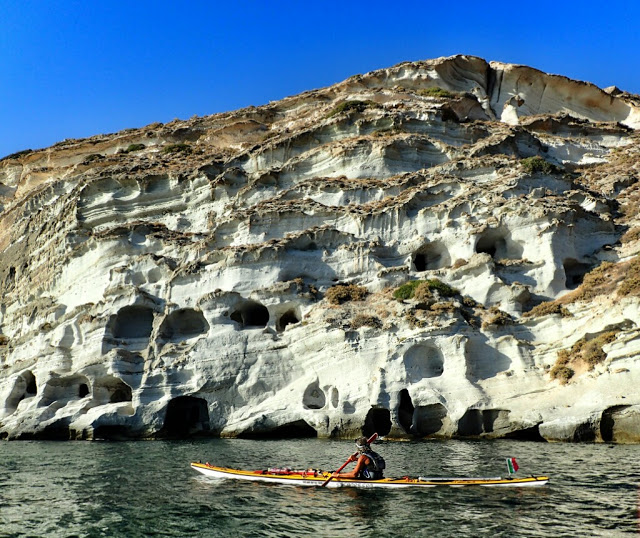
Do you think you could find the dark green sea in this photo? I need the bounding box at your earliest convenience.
[0,438,637,537]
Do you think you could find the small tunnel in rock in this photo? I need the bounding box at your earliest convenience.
[230,300,269,328]
[398,389,415,434]
[475,229,523,260]
[563,258,591,289]
[413,403,447,437]
[276,309,300,332]
[160,396,210,438]
[159,308,210,341]
[412,242,451,272]
[363,407,392,438]
[78,383,90,398]
[109,305,154,339]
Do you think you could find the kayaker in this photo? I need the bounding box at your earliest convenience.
[333,436,385,480]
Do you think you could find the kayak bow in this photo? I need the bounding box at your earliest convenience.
[190,462,549,488]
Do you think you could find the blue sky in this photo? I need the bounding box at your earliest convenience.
[1,0,639,159]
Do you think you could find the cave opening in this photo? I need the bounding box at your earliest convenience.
[413,253,427,272]
[475,230,523,261]
[231,301,270,328]
[476,236,500,258]
[159,308,210,340]
[363,407,392,438]
[110,383,133,403]
[413,404,447,437]
[239,420,318,439]
[412,242,450,272]
[93,425,131,441]
[563,258,591,290]
[398,389,415,434]
[403,344,444,382]
[24,371,37,395]
[110,305,154,339]
[276,310,300,332]
[600,405,630,443]
[78,383,90,398]
[457,409,483,436]
[161,396,210,438]
[504,424,546,442]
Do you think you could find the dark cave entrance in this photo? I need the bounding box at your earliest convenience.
[159,308,210,340]
[230,300,270,328]
[111,305,154,338]
[363,407,392,438]
[239,420,318,439]
[24,371,37,395]
[161,396,210,438]
[78,383,90,398]
[276,310,300,332]
[563,258,591,290]
[398,389,415,434]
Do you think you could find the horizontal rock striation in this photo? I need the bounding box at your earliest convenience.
[1,55,640,442]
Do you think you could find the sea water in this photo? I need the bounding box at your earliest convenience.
[0,438,638,537]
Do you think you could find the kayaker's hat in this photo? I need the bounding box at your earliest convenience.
[355,436,370,451]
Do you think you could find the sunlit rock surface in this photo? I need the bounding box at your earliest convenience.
[2,55,640,442]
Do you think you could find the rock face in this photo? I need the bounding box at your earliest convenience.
[1,55,640,442]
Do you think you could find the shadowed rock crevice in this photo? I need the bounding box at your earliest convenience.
[397,388,415,434]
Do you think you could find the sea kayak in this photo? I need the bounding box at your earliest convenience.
[190,462,549,488]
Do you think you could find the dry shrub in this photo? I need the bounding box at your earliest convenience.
[325,284,367,305]
[550,365,574,384]
[482,306,513,329]
[413,282,433,305]
[621,227,640,244]
[618,256,640,297]
[0,335,8,346]
[565,262,617,303]
[452,258,468,269]
[550,330,619,383]
[523,302,572,318]
[430,301,457,314]
[350,314,382,330]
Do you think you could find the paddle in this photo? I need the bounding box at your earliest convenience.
[321,432,378,487]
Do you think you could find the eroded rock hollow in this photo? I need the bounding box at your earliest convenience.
[2,55,640,442]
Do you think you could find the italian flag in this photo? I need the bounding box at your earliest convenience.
[506,457,519,474]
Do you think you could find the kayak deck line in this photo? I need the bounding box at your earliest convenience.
[190,462,550,488]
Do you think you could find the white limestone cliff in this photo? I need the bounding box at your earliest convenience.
[1,55,640,442]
